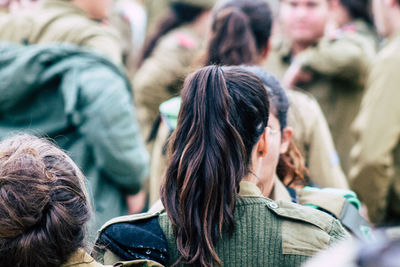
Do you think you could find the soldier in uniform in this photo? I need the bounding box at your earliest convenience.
[0,0,123,65]
[350,0,400,226]
[133,0,215,148]
[265,0,376,174]
[95,66,349,267]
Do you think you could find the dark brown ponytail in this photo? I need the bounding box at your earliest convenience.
[161,65,269,267]
[205,0,273,65]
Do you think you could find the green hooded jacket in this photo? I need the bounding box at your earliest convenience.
[0,43,149,233]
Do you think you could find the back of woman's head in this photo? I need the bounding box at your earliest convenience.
[339,0,373,25]
[161,65,269,267]
[205,0,273,65]
[0,134,91,267]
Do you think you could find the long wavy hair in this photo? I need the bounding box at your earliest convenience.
[205,0,273,65]
[160,65,269,266]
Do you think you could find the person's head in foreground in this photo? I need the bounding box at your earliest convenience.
[161,65,270,266]
[0,134,91,267]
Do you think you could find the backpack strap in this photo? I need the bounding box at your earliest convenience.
[297,187,373,242]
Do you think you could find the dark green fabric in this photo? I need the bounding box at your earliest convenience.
[158,197,309,267]
[0,42,149,232]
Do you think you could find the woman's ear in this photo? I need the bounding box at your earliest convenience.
[279,126,293,154]
[257,127,269,157]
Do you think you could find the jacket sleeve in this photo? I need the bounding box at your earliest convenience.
[294,34,370,83]
[77,66,150,195]
[349,55,400,224]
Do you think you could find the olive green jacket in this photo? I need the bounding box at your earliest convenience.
[133,25,202,143]
[0,43,149,234]
[0,0,122,64]
[349,32,400,225]
[159,181,349,266]
[265,20,376,174]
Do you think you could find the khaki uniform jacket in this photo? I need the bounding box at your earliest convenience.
[349,32,400,225]
[0,0,122,64]
[133,25,202,143]
[265,20,376,175]
[287,89,348,188]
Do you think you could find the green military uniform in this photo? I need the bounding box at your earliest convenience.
[0,0,123,64]
[265,20,376,175]
[349,32,400,225]
[133,25,203,145]
[287,89,348,188]
[100,181,349,266]
[0,43,149,235]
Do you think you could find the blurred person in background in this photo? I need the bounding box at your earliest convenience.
[109,0,147,72]
[265,0,376,175]
[0,43,149,235]
[0,0,123,65]
[133,0,216,150]
[350,0,400,226]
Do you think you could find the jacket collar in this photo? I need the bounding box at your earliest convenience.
[61,249,104,267]
[270,176,292,202]
[238,181,263,197]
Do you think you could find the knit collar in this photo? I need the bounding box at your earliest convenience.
[239,181,263,197]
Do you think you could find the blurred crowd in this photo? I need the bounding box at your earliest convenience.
[0,0,400,266]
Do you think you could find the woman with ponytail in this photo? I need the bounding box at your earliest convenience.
[155,65,348,267]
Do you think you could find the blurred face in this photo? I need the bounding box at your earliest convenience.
[74,0,112,20]
[372,0,390,37]
[280,0,329,45]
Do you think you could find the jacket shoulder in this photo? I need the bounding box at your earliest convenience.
[266,199,350,253]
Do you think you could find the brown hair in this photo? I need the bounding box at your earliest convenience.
[0,134,91,267]
[161,65,269,267]
[205,0,273,65]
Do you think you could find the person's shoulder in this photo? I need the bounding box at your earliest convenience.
[377,35,400,64]
[287,89,321,123]
[265,198,350,256]
[157,27,200,53]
